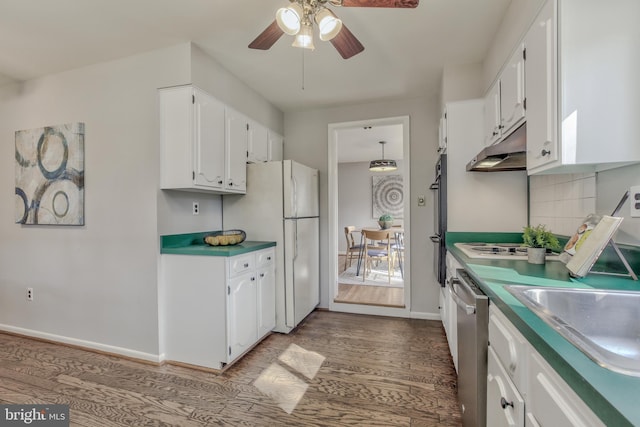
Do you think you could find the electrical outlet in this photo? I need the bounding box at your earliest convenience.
[630,186,640,218]
[418,195,426,206]
[192,201,199,215]
[26,287,33,301]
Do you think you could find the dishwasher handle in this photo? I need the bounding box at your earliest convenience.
[450,278,476,315]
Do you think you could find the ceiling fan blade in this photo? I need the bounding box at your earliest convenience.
[248,20,284,50]
[330,24,365,59]
[341,0,419,7]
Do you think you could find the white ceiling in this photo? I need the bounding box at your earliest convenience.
[0,0,512,113]
[337,123,403,163]
[0,0,511,162]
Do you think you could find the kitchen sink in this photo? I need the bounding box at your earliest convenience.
[505,285,640,377]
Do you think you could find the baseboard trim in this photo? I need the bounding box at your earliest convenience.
[0,324,161,365]
[409,311,442,321]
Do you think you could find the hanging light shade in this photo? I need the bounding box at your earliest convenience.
[315,8,342,41]
[369,141,397,172]
[276,3,304,35]
[292,20,315,50]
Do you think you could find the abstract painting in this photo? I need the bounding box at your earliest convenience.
[15,123,85,225]
[372,175,403,219]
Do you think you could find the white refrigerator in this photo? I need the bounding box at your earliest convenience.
[223,160,319,333]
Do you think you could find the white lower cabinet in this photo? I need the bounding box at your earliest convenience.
[527,351,604,427]
[227,270,258,361]
[487,305,604,427]
[487,347,525,427]
[256,250,276,336]
[162,247,275,369]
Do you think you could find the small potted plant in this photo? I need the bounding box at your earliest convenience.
[378,214,394,230]
[522,224,560,264]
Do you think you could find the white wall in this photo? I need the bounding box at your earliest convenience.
[338,161,405,253]
[596,165,640,245]
[0,42,284,360]
[284,96,439,315]
[441,63,484,106]
[529,173,596,236]
[529,166,640,246]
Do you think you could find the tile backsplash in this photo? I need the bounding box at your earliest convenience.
[529,173,596,236]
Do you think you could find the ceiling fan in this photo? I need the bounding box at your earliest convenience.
[249,0,419,60]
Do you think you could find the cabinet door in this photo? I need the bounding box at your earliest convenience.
[193,88,225,189]
[257,265,276,337]
[227,272,258,361]
[268,131,284,161]
[247,120,269,163]
[525,0,558,171]
[527,350,604,427]
[500,45,526,136]
[484,82,502,146]
[438,109,447,153]
[487,347,525,427]
[225,107,248,192]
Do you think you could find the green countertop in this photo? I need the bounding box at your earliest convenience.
[161,232,276,256]
[447,232,640,427]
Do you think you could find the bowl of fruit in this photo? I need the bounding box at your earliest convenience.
[203,230,246,246]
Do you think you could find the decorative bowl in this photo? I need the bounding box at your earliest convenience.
[378,220,393,230]
[203,230,246,246]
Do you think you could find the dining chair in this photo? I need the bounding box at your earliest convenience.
[391,231,405,278]
[361,228,392,283]
[343,226,363,272]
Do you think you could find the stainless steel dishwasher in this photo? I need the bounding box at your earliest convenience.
[451,269,489,427]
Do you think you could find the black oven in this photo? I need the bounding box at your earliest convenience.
[430,154,447,286]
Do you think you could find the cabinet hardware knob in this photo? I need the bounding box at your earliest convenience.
[500,397,514,409]
[244,263,249,268]
[541,149,551,156]
[267,257,271,260]
[251,277,255,281]
[260,273,265,278]
[218,180,223,184]
[492,131,498,136]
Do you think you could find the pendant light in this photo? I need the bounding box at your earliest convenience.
[369,141,397,172]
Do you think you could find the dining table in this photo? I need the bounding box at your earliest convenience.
[355,227,404,277]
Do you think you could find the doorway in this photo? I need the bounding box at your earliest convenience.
[328,116,411,317]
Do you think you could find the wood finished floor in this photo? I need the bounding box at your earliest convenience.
[336,255,405,307]
[0,311,461,426]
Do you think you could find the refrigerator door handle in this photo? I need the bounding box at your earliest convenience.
[291,176,298,218]
[294,220,299,261]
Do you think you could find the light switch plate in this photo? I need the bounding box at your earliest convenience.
[630,186,640,218]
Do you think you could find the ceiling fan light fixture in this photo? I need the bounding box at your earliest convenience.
[315,8,342,41]
[292,21,315,50]
[369,141,397,172]
[276,3,303,35]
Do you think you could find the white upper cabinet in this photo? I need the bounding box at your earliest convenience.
[483,45,526,148]
[500,44,526,137]
[224,107,248,193]
[160,84,283,194]
[526,0,640,175]
[483,82,502,146]
[268,130,284,162]
[438,109,447,153]
[160,85,226,192]
[247,119,269,163]
[525,0,557,171]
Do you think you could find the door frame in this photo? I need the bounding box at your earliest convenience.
[328,115,411,317]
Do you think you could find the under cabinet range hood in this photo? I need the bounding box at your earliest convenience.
[466,123,527,172]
